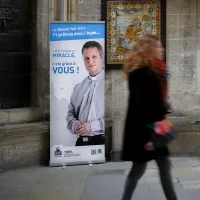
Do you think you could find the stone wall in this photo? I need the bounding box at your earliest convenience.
[167,0,200,118]
[78,0,200,154]
[32,0,77,121]
[0,0,50,172]
[1,0,200,171]
[77,0,101,21]
[31,0,50,120]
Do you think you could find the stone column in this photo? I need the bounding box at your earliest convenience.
[53,0,77,21]
[31,0,50,120]
[49,0,56,21]
[196,0,200,95]
[111,71,128,157]
[31,0,78,120]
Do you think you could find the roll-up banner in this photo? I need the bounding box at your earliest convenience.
[49,22,105,166]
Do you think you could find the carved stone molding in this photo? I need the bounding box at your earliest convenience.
[49,0,77,21]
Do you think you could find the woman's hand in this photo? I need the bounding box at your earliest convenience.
[144,142,154,151]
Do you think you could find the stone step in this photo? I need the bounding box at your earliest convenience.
[0,121,49,172]
[0,107,42,125]
[169,116,198,124]
[0,121,49,137]
[110,121,200,161]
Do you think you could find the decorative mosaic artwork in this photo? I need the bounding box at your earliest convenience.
[107,1,161,64]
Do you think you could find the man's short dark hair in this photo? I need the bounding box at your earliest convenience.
[81,41,103,55]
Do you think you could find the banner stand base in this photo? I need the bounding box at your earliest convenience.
[49,159,106,167]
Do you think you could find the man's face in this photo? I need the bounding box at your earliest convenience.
[82,47,103,76]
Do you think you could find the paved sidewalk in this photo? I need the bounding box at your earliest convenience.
[1,157,200,200]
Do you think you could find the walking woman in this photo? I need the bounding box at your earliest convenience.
[121,35,178,200]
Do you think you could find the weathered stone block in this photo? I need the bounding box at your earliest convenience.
[39,95,50,120]
[178,26,197,39]
[177,64,196,92]
[167,15,178,27]
[168,62,178,76]
[112,119,125,151]
[166,40,184,65]
[111,92,128,118]
[0,122,49,171]
[93,1,101,14]
[111,70,128,94]
[167,0,181,14]
[37,0,49,15]
[167,50,181,65]
[105,119,112,160]
[179,15,197,26]
[0,111,9,125]
[78,1,97,16]
[112,123,200,160]
[167,26,178,40]
[168,39,198,53]
[170,91,192,114]
[169,132,200,156]
[1,142,42,165]
[168,98,178,115]
[0,107,42,125]
[41,14,49,43]
[79,15,97,21]
[182,38,198,52]
[96,15,101,21]
[36,14,43,44]
[167,40,198,68]
[179,0,197,14]
[105,94,112,118]
[92,0,101,6]
[105,70,112,94]
[190,93,200,107]
[178,54,197,65]
[168,65,179,97]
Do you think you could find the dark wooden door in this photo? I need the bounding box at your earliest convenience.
[0,0,31,109]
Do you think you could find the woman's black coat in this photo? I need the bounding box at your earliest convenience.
[121,66,169,162]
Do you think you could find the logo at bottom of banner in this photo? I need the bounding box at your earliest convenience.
[51,145,105,163]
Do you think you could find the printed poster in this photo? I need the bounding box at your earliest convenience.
[49,22,105,166]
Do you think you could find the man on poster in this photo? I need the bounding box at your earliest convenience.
[66,41,105,146]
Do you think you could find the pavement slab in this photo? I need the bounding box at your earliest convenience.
[1,157,200,200]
